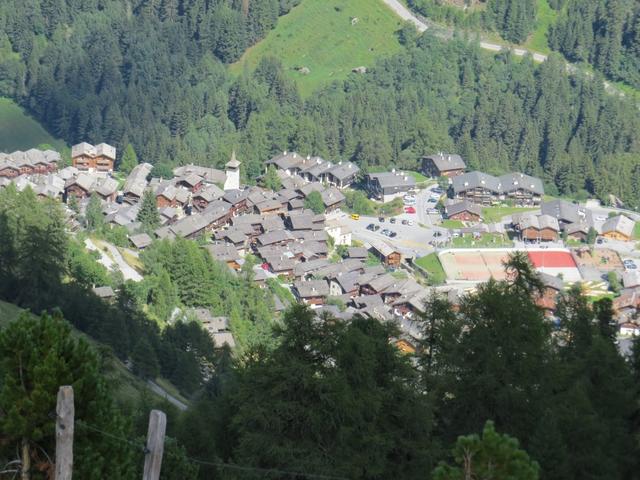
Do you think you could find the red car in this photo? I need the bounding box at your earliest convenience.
[404,206,416,214]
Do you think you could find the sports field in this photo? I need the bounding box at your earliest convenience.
[439,248,582,283]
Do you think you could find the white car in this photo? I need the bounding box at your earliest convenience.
[407,220,414,226]
[403,195,416,205]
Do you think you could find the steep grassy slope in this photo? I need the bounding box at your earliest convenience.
[0,300,182,407]
[0,97,66,152]
[230,0,404,96]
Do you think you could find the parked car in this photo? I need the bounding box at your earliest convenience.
[407,220,414,226]
[432,187,444,194]
[401,219,408,225]
[381,229,391,236]
[390,217,397,224]
[379,217,385,222]
[405,206,416,214]
[596,237,605,244]
[390,231,398,238]
[366,223,376,231]
[403,194,416,205]
[427,208,439,215]
[373,225,380,231]
[350,213,360,220]
[434,231,442,237]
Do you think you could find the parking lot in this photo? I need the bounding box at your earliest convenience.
[338,185,450,259]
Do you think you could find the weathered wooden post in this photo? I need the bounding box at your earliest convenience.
[142,410,167,480]
[55,385,75,480]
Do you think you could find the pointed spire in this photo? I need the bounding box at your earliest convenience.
[226,150,241,168]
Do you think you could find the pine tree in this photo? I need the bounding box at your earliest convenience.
[0,312,136,478]
[119,143,138,174]
[260,165,281,191]
[131,337,160,379]
[136,189,160,233]
[434,421,539,480]
[304,191,325,214]
[85,194,104,231]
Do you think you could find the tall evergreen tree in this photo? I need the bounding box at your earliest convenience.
[119,143,138,174]
[0,312,136,478]
[136,189,160,233]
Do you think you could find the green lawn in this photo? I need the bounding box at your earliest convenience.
[0,97,66,152]
[441,219,465,229]
[230,0,404,97]
[451,233,513,248]
[523,0,558,54]
[481,206,538,223]
[633,222,640,240]
[415,253,446,285]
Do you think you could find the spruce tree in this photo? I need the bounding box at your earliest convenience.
[85,194,104,231]
[136,189,160,233]
[119,143,138,174]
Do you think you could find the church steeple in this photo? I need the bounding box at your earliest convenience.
[224,150,241,190]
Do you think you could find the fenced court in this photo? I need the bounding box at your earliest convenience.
[439,248,582,283]
[438,249,513,283]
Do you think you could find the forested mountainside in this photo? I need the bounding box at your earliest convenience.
[408,0,640,89]
[1,0,640,206]
[549,0,640,89]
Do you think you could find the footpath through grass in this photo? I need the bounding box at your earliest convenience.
[230,0,403,97]
[0,97,66,152]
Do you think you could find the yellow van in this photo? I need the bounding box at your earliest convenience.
[350,213,360,220]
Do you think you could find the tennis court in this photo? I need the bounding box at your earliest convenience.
[439,249,582,283]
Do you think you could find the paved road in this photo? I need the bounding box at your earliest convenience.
[147,380,188,411]
[84,238,143,282]
[381,0,625,98]
[382,0,428,32]
[85,238,115,270]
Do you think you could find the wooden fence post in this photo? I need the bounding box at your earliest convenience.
[55,386,74,480]
[142,410,166,480]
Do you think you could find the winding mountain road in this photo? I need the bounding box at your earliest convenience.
[381,0,623,97]
[383,0,428,32]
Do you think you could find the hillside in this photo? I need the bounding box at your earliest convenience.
[0,299,185,408]
[0,97,66,152]
[230,0,404,96]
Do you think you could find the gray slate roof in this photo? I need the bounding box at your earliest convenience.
[423,153,466,171]
[602,214,635,237]
[294,279,330,298]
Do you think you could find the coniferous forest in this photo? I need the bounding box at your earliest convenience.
[1,0,640,206]
[1,1,640,478]
[1,187,639,479]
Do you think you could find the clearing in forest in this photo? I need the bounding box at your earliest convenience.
[0,97,66,152]
[230,0,404,97]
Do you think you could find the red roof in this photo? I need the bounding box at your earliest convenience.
[528,251,576,268]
